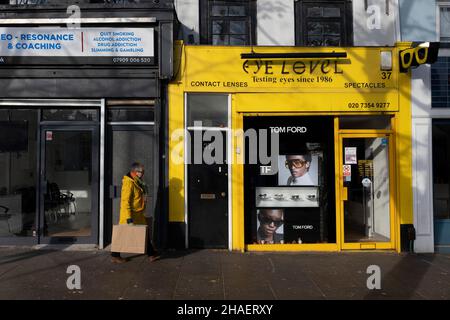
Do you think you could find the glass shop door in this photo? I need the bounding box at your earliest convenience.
[339,134,396,250]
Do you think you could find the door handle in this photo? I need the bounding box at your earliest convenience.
[342,187,348,201]
[109,185,118,199]
[43,180,48,194]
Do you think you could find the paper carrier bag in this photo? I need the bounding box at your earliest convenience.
[111,224,148,254]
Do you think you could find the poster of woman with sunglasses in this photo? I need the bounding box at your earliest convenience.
[278,153,319,186]
[256,209,284,244]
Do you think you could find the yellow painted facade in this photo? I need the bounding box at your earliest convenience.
[168,42,413,253]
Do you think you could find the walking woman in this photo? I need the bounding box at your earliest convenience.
[111,162,160,263]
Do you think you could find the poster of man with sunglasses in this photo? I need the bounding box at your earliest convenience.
[278,153,319,186]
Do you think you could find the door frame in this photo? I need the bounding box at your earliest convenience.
[184,93,232,250]
[336,131,397,250]
[39,124,99,245]
[105,124,156,245]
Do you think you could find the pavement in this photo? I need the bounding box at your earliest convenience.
[0,247,450,300]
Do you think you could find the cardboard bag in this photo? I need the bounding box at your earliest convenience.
[111,224,148,254]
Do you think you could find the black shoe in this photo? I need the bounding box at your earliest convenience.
[148,255,161,262]
[111,256,127,264]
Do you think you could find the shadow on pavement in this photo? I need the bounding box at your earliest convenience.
[364,253,432,299]
[0,249,54,266]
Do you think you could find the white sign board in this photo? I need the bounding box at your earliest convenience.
[0,27,154,64]
[344,147,357,164]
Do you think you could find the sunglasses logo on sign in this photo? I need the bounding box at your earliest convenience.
[399,42,440,73]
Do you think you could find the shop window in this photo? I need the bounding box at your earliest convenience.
[107,107,155,122]
[187,94,228,128]
[244,116,336,245]
[200,0,256,45]
[339,116,392,130]
[431,57,450,108]
[0,109,38,238]
[432,120,450,221]
[440,4,450,42]
[295,0,353,46]
[41,109,98,121]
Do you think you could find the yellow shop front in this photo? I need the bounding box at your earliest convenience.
[168,42,415,253]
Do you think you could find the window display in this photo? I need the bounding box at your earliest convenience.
[244,116,335,245]
[256,187,319,207]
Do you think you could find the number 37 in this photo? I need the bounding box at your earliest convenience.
[381,72,392,80]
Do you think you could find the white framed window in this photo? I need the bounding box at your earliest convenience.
[438,2,450,42]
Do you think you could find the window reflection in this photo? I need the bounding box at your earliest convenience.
[42,109,98,121]
[0,110,38,238]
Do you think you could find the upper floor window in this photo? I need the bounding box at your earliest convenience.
[431,57,450,108]
[440,4,450,42]
[200,0,256,45]
[295,0,353,46]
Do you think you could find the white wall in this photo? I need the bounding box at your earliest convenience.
[411,65,435,253]
[353,0,399,46]
[174,0,200,44]
[257,0,295,46]
[400,0,437,42]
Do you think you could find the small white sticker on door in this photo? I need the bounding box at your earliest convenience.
[46,131,53,141]
[345,147,357,164]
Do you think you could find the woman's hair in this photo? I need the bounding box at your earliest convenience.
[130,162,144,172]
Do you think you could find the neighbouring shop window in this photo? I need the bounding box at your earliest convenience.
[295,0,353,46]
[431,57,450,108]
[440,5,450,42]
[107,107,155,122]
[433,120,450,221]
[200,0,256,45]
[244,117,336,245]
[187,94,228,128]
[0,109,38,238]
[42,109,98,121]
